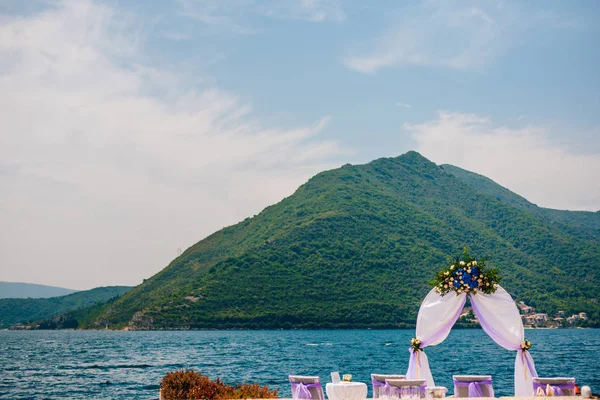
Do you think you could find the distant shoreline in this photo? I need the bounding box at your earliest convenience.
[4,326,598,332]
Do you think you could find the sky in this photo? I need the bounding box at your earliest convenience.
[1,0,599,290]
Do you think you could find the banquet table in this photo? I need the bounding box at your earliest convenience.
[325,382,368,400]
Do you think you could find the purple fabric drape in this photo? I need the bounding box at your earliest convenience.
[454,379,494,398]
[371,379,387,398]
[553,387,564,396]
[290,382,323,400]
[533,382,574,396]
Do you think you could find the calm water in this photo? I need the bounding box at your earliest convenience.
[1,329,599,399]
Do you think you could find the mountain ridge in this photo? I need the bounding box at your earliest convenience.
[441,164,600,243]
[0,286,132,328]
[0,281,77,299]
[76,151,599,329]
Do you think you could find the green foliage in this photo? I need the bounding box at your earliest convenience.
[160,370,278,400]
[0,286,132,328]
[76,151,599,329]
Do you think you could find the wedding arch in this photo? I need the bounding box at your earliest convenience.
[405,255,538,397]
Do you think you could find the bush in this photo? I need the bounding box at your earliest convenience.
[221,382,279,399]
[160,369,278,399]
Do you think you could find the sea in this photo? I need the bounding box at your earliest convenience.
[1,329,598,399]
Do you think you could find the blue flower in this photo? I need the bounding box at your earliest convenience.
[453,280,461,289]
[471,267,480,276]
[462,273,471,284]
[457,268,464,274]
[469,280,479,289]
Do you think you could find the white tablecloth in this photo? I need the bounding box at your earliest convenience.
[326,382,368,400]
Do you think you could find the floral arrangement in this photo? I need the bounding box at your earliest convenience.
[430,250,501,296]
[520,339,531,351]
[410,337,423,352]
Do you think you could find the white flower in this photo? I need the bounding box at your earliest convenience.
[467,262,472,267]
[457,289,462,293]
[450,266,455,270]
[493,283,498,288]
[444,271,449,276]
[486,282,490,286]
[472,261,477,266]
[459,261,465,266]
[467,268,471,273]
[444,284,448,289]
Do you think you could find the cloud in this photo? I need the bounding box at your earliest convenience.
[273,0,345,22]
[405,112,600,211]
[396,102,412,108]
[177,0,344,34]
[161,31,192,41]
[0,0,344,289]
[533,11,585,30]
[344,1,515,73]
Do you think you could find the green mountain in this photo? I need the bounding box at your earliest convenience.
[80,151,600,330]
[0,281,77,299]
[441,164,600,244]
[0,286,132,328]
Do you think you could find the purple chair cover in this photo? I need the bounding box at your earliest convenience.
[290,381,324,400]
[453,379,494,398]
[532,381,574,396]
[372,379,387,397]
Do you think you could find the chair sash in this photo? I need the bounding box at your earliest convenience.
[291,382,323,400]
[533,382,574,396]
[372,379,387,397]
[454,379,494,398]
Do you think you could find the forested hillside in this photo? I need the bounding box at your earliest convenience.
[79,152,599,329]
[0,286,132,328]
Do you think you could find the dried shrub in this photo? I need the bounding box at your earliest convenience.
[161,369,207,399]
[160,369,278,399]
[218,382,279,399]
[189,376,227,400]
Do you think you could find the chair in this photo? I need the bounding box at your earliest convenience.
[452,375,494,398]
[289,375,325,400]
[533,377,576,396]
[371,374,406,398]
[385,379,427,399]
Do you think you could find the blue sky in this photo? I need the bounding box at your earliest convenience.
[1,0,599,288]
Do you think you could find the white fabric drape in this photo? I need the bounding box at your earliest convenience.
[406,285,538,396]
[406,289,466,387]
[469,286,538,396]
